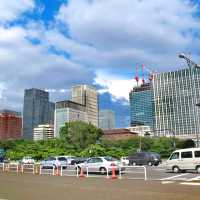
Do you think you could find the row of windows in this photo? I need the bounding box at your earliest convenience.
[171,151,200,160]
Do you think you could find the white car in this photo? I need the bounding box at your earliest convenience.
[58,156,76,165]
[40,156,68,168]
[21,157,35,164]
[120,157,129,165]
[76,156,124,174]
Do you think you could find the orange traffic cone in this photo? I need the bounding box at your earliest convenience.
[110,166,117,179]
[55,166,60,176]
[79,167,85,178]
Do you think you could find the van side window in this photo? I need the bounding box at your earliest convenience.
[195,151,200,158]
[170,152,179,160]
[181,151,192,159]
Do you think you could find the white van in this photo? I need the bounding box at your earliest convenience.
[166,148,200,173]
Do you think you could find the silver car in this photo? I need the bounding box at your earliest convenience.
[41,156,68,168]
[76,156,124,175]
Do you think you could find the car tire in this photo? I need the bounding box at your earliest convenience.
[196,166,200,174]
[148,161,153,166]
[99,167,107,175]
[172,166,180,173]
[132,162,137,166]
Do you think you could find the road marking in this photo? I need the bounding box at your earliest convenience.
[160,173,189,181]
[186,175,200,182]
[161,181,175,184]
[180,182,200,186]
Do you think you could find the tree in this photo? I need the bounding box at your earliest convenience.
[59,121,103,150]
[182,139,195,148]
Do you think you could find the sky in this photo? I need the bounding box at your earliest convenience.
[0,0,200,128]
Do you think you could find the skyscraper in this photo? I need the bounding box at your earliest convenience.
[129,83,155,129]
[99,109,115,130]
[0,110,22,140]
[153,67,200,140]
[54,100,88,137]
[71,85,99,127]
[23,88,54,139]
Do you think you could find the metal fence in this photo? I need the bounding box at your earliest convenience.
[0,163,147,181]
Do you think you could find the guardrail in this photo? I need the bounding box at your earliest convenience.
[119,166,147,180]
[21,164,35,174]
[61,165,78,177]
[0,163,147,181]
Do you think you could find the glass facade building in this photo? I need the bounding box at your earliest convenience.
[129,83,155,129]
[153,67,200,139]
[23,89,55,139]
[99,110,115,130]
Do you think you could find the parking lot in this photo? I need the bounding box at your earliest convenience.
[1,171,200,200]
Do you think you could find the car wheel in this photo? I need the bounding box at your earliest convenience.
[99,167,107,175]
[172,166,180,173]
[132,162,137,166]
[196,166,200,174]
[148,161,153,166]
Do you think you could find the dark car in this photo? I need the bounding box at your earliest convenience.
[71,157,88,165]
[128,152,161,166]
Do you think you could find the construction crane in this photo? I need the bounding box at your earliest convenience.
[134,64,157,84]
[179,53,200,68]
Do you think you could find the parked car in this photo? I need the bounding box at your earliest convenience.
[40,156,68,168]
[128,152,161,166]
[166,148,200,173]
[21,156,35,164]
[120,157,129,165]
[58,156,76,165]
[71,157,88,165]
[76,156,124,175]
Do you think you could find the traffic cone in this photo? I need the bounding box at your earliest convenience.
[110,166,117,179]
[56,166,61,176]
[79,167,85,178]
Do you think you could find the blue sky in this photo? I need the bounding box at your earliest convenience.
[0,0,200,128]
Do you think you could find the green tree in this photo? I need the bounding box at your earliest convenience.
[59,121,103,150]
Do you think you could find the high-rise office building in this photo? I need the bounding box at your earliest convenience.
[33,124,54,141]
[0,110,22,140]
[153,67,200,139]
[54,100,88,137]
[23,88,55,139]
[99,109,115,130]
[71,85,98,127]
[129,83,155,129]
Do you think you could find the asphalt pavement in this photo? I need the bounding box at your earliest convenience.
[0,172,200,200]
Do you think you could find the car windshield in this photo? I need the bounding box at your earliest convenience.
[104,157,118,161]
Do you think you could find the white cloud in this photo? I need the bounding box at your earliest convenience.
[0,0,35,24]
[56,0,200,70]
[94,71,140,102]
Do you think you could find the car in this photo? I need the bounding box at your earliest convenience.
[40,156,68,168]
[120,157,129,165]
[58,156,76,165]
[76,156,124,175]
[166,148,200,173]
[71,157,88,165]
[128,152,161,166]
[21,156,35,164]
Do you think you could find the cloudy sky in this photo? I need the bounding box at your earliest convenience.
[0,0,200,127]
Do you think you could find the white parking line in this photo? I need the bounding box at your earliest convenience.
[180,182,200,186]
[160,173,189,181]
[187,175,200,182]
[161,181,175,184]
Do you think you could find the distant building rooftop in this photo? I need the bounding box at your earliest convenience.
[56,100,86,112]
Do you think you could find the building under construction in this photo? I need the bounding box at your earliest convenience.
[0,110,22,140]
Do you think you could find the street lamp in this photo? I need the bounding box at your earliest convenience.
[179,53,200,147]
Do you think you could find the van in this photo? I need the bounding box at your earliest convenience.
[128,152,161,166]
[166,148,200,173]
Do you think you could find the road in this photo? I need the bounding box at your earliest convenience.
[0,172,200,200]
